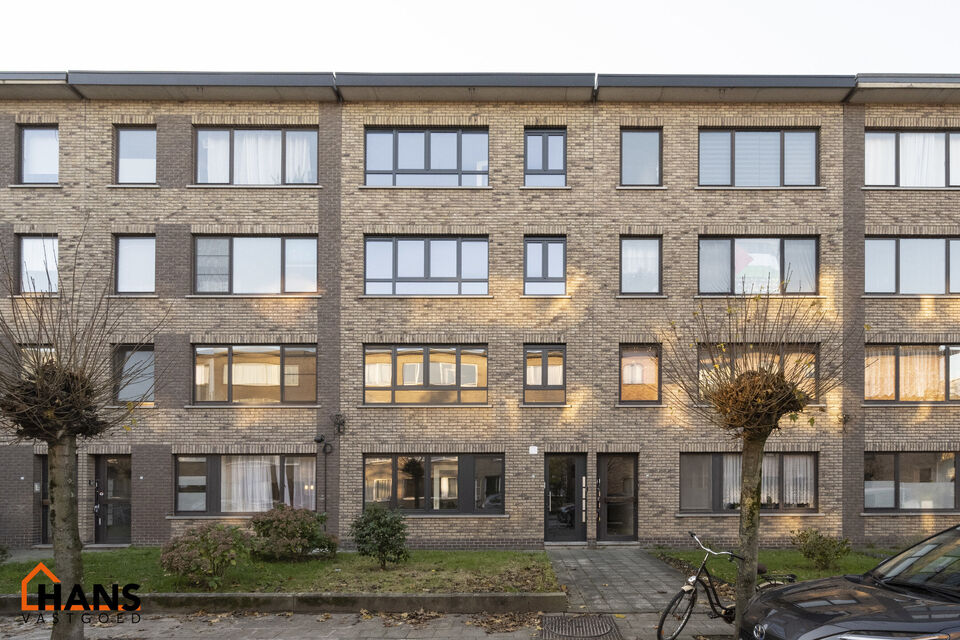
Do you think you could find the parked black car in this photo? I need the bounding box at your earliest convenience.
[742,525,960,640]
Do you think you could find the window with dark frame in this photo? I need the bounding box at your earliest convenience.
[620,237,661,294]
[174,454,316,514]
[115,235,156,294]
[363,345,488,405]
[864,344,960,403]
[114,345,155,404]
[364,236,489,295]
[524,237,566,295]
[524,129,566,186]
[698,236,818,294]
[19,235,58,294]
[620,129,661,186]
[195,128,318,185]
[19,125,59,184]
[699,129,818,187]
[864,452,957,511]
[620,345,660,403]
[699,343,819,401]
[362,454,504,514]
[865,131,960,188]
[116,127,157,184]
[364,128,489,187]
[865,237,960,295]
[524,344,565,405]
[193,344,317,404]
[679,452,818,513]
[194,236,317,294]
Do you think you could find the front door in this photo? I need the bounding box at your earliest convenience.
[598,454,637,541]
[94,456,131,544]
[545,454,586,542]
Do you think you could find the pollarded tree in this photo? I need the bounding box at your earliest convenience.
[0,231,167,640]
[660,285,860,635]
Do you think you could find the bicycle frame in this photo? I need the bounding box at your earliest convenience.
[684,550,736,622]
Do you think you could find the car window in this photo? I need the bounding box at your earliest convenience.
[873,527,960,589]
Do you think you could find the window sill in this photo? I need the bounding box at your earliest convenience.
[616,185,666,190]
[521,294,572,299]
[693,294,826,299]
[12,294,59,299]
[358,185,493,190]
[617,294,667,299]
[615,403,664,408]
[186,184,323,189]
[183,404,322,409]
[166,515,253,520]
[519,403,571,408]
[8,183,62,189]
[675,511,823,517]
[861,511,960,516]
[863,403,960,407]
[519,185,571,190]
[105,404,157,409]
[358,295,494,299]
[357,404,493,409]
[402,513,509,519]
[108,294,159,298]
[107,184,160,189]
[184,294,322,299]
[862,294,960,299]
[694,186,826,191]
[862,186,960,191]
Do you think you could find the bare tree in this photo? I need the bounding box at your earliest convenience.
[0,229,167,640]
[660,285,860,636]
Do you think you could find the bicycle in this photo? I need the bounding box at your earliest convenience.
[656,531,796,640]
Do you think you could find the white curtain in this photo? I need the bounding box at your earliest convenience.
[865,133,896,185]
[699,239,731,293]
[234,130,281,185]
[721,454,742,510]
[621,239,659,293]
[900,132,945,187]
[285,131,317,184]
[197,131,230,183]
[284,456,315,509]
[221,455,279,512]
[899,346,945,401]
[22,129,59,182]
[784,455,815,508]
[784,239,817,293]
[761,455,780,507]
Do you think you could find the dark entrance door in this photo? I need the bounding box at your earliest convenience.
[545,454,586,542]
[598,454,637,541]
[94,455,131,544]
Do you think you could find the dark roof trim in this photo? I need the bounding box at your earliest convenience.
[335,72,595,88]
[597,74,857,88]
[67,71,335,87]
[856,74,960,84]
[0,72,68,82]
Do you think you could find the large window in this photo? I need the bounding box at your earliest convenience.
[620,129,661,186]
[175,454,315,514]
[363,454,503,514]
[865,238,960,294]
[865,452,956,511]
[620,237,661,294]
[193,345,317,404]
[865,344,960,402]
[700,343,818,400]
[116,127,157,184]
[365,129,488,187]
[194,236,317,294]
[699,237,817,294]
[116,236,156,294]
[196,128,318,185]
[525,129,566,187]
[363,345,488,405]
[680,452,818,513]
[699,129,817,187]
[524,345,565,404]
[620,345,660,403]
[19,236,58,294]
[865,131,960,187]
[114,346,154,404]
[524,237,566,295]
[20,126,59,184]
[364,237,488,295]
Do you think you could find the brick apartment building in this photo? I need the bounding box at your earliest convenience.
[0,71,958,550]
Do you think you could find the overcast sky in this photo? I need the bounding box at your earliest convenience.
[5,0,959,75]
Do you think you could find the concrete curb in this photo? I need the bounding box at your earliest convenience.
[1,591,567,614]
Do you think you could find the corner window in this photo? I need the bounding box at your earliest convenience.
[524,345,565,404]
[362,454,504,514]
[620,345,660,403]
[116,128,157,184]
[19,236,58,294]
[620,129,661,186]
[524,129,566,186]
[524,237,566,295]
[620,237,661,294]
[116,236,156,294]
[20,126,59,184]
[114,346,155,404]
[196,128,318,185]
[865,237,959,294]
[680,452,818,513]
[364,236,488,295]
[865,344,959,403]
[865,452,956,511]
[365,129,488,187]
[194,236,317,294]
[865,131,960,187]
[175,454,315,514]
[193,344,317,404]
[698,236,817,294]
[363,345,488,405]
[699,129,817,187]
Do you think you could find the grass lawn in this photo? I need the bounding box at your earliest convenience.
[655,548,888,584]
[1,547,558,595]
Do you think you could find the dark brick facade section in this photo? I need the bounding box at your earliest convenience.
[154,333,191,407]
[0,222,16,298]
[0,115,13,186]
[156,115,192,188]
[131,444,172,545]
[0,445,36,547]
[155,224,191,298]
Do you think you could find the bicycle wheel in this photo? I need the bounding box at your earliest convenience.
[657,587,698,640]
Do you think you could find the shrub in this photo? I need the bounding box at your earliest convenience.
[250,505,337,561]
[791,528,851,571]
[159,522,251,590]
[349,504,409,569]
[0,544,8,564]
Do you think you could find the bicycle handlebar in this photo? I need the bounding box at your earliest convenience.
[689,531,742,561]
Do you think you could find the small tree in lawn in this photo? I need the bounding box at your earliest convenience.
[660,284,859,635]
[350,504,409,569]
[0,230,166,640]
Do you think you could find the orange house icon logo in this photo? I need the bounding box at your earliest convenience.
[20,562,140,612]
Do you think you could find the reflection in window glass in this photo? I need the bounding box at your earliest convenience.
[621,238,660,293]
[116,236,156,293]
[699,238,731,293]
[116,347,154,403]
[20,236,58,293]
[699,131,731,186]
[177,457,207,512]
[621,131,660,185]
[366,129,488,186]
[364,457,393,507]
[21,128,59,183]
[864,453,895,509]
[431,456,459,510]
[734,238,781,293]
[900,239,946,294]
[398,456,425,510]
[900,453,954,509]
[524,238,565,295]
[475,456,504,512]
[620,346,659,402]
[865,239,896,293]
[117,129,156,183]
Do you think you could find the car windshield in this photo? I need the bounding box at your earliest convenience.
[871,526,960,593]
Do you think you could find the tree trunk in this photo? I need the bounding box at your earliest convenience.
[733,432,769,637]
[49,435,84,640]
